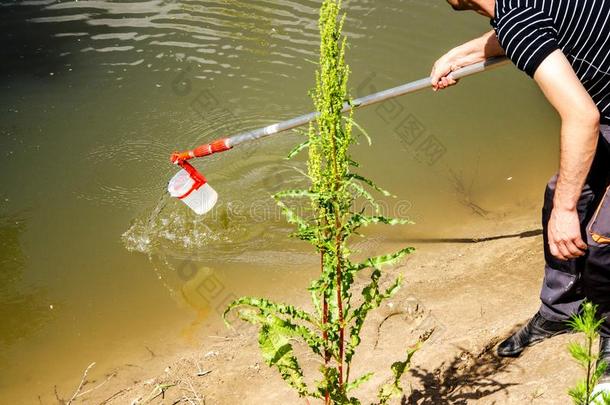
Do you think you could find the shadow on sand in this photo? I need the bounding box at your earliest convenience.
[403,338,519,404]
[403,229,543,245]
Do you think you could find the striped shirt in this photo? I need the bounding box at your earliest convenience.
[491,0,610,124]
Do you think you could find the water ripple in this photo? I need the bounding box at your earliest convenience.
[10,0,374,85]
[3,0,420,259]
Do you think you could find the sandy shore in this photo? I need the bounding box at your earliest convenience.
[74,214,584,404]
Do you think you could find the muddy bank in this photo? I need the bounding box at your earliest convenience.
[62,215,582,404]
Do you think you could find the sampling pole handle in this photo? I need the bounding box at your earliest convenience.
[450,56,509,79]
[171,56,509,164]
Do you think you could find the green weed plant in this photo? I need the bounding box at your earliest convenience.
[569,302,610,405]
[224,1,419,403]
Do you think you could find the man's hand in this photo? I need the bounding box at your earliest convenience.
[431,53,461,91]
[548,207,587,260]
[431,30,504,91]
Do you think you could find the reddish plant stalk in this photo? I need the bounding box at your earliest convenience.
[321,251,331,405]
[335,228,344,390]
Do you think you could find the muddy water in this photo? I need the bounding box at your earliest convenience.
[0,0,559,402]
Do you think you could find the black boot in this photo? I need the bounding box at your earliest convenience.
[497,312,573,357]
[599,336,610,383]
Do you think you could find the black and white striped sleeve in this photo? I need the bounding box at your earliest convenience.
[492,7,559,77]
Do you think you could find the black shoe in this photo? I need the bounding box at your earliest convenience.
[599,337,610,383]
[497,312,572,357]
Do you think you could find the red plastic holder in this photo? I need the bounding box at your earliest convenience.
[170,138,232,164]
[175,160,207,200]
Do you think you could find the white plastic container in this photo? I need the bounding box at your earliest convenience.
[168,169,218,215]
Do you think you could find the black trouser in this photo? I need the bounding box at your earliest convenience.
[539,125,610,337]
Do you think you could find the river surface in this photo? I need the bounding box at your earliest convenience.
[0,0,560,402]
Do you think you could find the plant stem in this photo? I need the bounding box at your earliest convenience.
[586,334,593,404]
[328,123,345,391]
[335,217,345,389]
[321,250,331,405]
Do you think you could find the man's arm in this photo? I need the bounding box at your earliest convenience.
[431,30,505,90]
[534,50,600,260]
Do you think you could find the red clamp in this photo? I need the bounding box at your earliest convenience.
[170,138,232,164]
[175,160,207,199]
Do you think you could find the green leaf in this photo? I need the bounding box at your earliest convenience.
[568,342,591,368]
[318,367,347,403]
[568,301,604,338]
[274,200,317,242]
[353,247,415,271]
[596,360,609,380]
[289,165,313,181]
[274,189,319,200]
[568,381,588,405]
[225,297,327,359]
[346,372,374,392]
[348,181,379,209]
[258,317,310,396]
[286,139,311,160]
[345,271,402,364]
[347,173,393,197]
[348,158,360,168]
[344,117,371,146]
[224,296,316,324]
[344,213,413,235]
[377,345,419,404]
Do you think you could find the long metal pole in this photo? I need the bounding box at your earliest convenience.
[228,56,509,147]
[171,56,509,162]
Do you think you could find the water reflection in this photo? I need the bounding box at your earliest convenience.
[2,0,339,84]
[0,213,49,348]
